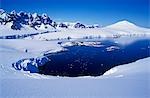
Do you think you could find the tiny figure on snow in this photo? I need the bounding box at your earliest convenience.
[25,49,28,53]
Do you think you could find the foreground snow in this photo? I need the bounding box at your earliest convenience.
[0,57,149,98]
[0,39,64,79]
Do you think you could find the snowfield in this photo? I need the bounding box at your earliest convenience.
[0,23,39,36]
[26,21,150,41]
[0,19,150,98]
[0,57,150,98]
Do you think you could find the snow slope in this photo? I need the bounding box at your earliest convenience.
[26,28,111,40]
[0,39,64,79]
[1,57,149,98]
[25,20,150,41]
[0,23,57,37]
[104,57,150,77]
[0,39,63,54]
[0,23,39,36]
[104,20,150,35]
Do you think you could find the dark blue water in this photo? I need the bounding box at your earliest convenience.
[39,39,150,77]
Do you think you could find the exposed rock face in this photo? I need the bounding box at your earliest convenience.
[0,9,54,30]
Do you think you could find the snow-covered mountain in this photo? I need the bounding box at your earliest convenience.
[57,22,87,29]
[0,10,57,37]
[0,9,55,31]
[0,9,100,31]
[25,21,150,40]
[0,9,150,39]
[106,20,137,29]
[103,20,150,35]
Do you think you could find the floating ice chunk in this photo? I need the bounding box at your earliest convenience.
[106,46,120,51]
[61,41,84,47]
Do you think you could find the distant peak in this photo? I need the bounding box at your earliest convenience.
[0,9,5,14]
[106,20,137,29]
[32,13,38,18]
[116,20,135,26]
